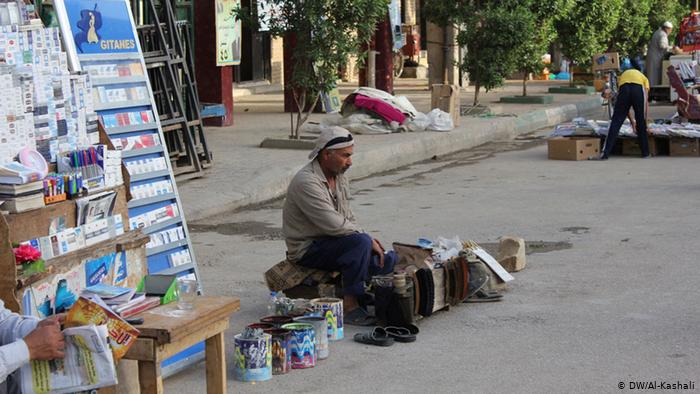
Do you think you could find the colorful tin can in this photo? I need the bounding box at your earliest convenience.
[246,322,275,331]
[280,323,316,369]
[260,315,294,328]
[263,328,291,375]
[294,316,329,360]
[311,297,344,341]
[233,333,272,382]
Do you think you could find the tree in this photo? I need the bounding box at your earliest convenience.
[424,1,532,106]
[606,0,653,57]
[649,0,689,35]
[604,0,690,68]
[555,0,624,85]
[238,0,389,138]
[512,0,564,96]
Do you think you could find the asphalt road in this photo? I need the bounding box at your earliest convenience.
[167,105,699,393]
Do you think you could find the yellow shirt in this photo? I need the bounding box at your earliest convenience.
[618,69,650,91]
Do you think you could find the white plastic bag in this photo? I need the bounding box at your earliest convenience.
[405,112,431,132]
[426,108,454,131]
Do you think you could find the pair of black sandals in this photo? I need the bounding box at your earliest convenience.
[353,324,420,346]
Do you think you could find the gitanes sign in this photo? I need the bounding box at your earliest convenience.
[64,1,138,54]
[54,0,140,70]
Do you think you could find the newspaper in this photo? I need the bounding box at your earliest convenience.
[20,324,118,394]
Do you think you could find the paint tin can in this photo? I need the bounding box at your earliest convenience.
[294,316,329,360]
[311,297,344,341]
[233,333,272,382]
[263,328,291,375]
[260,315,294,328]
[246,322,275,331]
[280,323,316,369]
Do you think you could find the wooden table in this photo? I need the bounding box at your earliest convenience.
[122,296,240,394]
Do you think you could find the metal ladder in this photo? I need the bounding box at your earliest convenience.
[130,0,211,179]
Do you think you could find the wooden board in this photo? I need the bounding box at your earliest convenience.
[0,214,19,311]
[132,296,240,345]
[17,230,149,289]
[3,184,129,244]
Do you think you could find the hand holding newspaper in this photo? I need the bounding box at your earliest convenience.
[21,324,118,394]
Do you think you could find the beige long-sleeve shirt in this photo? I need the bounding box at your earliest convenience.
[283,160,360,262]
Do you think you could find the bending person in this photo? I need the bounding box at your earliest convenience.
[601,63,651,160]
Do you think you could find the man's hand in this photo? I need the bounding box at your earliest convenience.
[24,318,65,361]
[38,314,65,327]
[372,238,385,268]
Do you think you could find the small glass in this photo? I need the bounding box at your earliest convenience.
[177,279,197,310]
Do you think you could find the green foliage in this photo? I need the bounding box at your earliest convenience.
[236,0,389,137]
[607,0,653,56]
[555,0,624,65]
[648,0,688,37]
[607,0,692,57]
[511,0,566,96]
[425,1,533,105]
[422,0,466,27]
[458,5,532,99]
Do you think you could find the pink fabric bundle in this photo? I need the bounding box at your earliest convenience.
[353,95,407,125]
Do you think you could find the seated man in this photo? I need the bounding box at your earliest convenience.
[283,127,396,326]
[1,300,65,393]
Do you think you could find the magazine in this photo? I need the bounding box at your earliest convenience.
[82,283,131,300]
[65,296,140,360]
[75,190,117,226]
[20,324,118,394]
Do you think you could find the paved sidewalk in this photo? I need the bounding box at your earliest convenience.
[178,79,604,222]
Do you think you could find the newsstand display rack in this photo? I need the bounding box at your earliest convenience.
[53,0,204,374]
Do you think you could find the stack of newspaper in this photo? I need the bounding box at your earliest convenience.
[20,324,118,394]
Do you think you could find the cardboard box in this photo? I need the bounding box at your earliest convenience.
[431,84,460,127]
[592,52,620,72]
[548,137,601,161]
[669,138,700,156]
[621,138,658,156]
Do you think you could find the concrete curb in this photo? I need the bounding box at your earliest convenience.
[186,96,602,221]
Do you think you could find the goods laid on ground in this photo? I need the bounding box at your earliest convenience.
[305,87,455,135]
[251,236,526,381]
[547,117,700,160]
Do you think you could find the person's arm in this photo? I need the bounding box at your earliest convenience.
[660,33,672,53]
[0,302,38,383]
[645,89,650,120]
[628,111,637,133]
[0,339,32,384]
[371,238,386,268]
[0,303,65,383]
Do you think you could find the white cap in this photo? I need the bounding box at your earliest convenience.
[308,126,354,160]
[663,21,673,29]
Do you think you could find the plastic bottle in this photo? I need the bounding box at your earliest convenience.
[276,291,287,315]
[267,291,277,315]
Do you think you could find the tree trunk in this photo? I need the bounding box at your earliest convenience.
[290,88,321,139]
[522,73,528,97]
[473,83,481,106]
[291,89,306,139]
[570,69,575,88]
